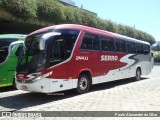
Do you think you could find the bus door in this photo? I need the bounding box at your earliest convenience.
[48,33,75,91]
[7,41,24,84]
[0,40,22,86]
[79,32,101,84]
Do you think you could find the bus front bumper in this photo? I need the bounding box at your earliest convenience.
[15,78,50,93]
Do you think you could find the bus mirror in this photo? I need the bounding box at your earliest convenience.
[9,41,24,54]
[39,32,61,50]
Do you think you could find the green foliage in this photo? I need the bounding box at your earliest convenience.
[58,5,85,24]
[63,6,77,23]
[82,12,98,27]
[106,20,117,32]
[117,24,126,35]
[0,0,156,44]
[37,0,65,23]
[154,53,160,62]
[72,8,83,24]
[1,0,37,18]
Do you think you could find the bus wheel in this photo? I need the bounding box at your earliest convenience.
[135,68,141,81]
[76,74,90,94]
[12,78,17,89]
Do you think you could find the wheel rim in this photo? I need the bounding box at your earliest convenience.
[79,77,88,91]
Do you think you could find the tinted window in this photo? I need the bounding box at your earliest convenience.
[17,29,80,73]
[81,33,100,51]
[127,41,136,53]
[50,31,79,62]
[143,44,150,54]
[0,39,17,50]
[136,43,143,54]
[0,38,17,63]
[100,36,115,52]
[100,37,108,51]
[115,39,126,52]
[15,43,25,56]
[108,37,115,51]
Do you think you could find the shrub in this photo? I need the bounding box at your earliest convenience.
[0,0,156,44]
[37,0,65,23]
[154,53,160,62]
[1,0,37,18]
[63,6,76,23]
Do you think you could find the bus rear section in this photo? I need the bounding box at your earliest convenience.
[15,24,153,94]
[0,34,26,88]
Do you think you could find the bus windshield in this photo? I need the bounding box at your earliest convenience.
[0,39,17,64]
[17,29,80,73]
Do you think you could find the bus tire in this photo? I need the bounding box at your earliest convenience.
[12,78,17,89]
[135,68,141,81]
[76,74,90,94]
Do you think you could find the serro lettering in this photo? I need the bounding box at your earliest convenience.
[101,55,118,61]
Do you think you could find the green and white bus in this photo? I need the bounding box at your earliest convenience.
[0,34,26,88]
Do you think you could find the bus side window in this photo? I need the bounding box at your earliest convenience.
[0,48,8,63]
[115,39,121,52]
[0,42,9,63]
[81,37,92,50]
[100,36,108,51]
[81,33,99,51]
[50,39,65,61]
[108,38,115,52]
[136,43,143,54]
[127,41,136,53]
[143,44,150,54]
[115,39,126,53]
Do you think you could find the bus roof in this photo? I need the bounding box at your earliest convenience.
[28,24,150,45]
[0,34,27,39]
[107,31,150,45]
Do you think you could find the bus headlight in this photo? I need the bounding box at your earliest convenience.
[26,72,52,83]
[34,76,43,81]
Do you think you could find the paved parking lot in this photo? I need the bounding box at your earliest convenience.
[0,65,160,120]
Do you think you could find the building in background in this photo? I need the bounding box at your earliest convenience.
[59,0,76,7]
[58,0,97,16]
[80,4,97,16]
